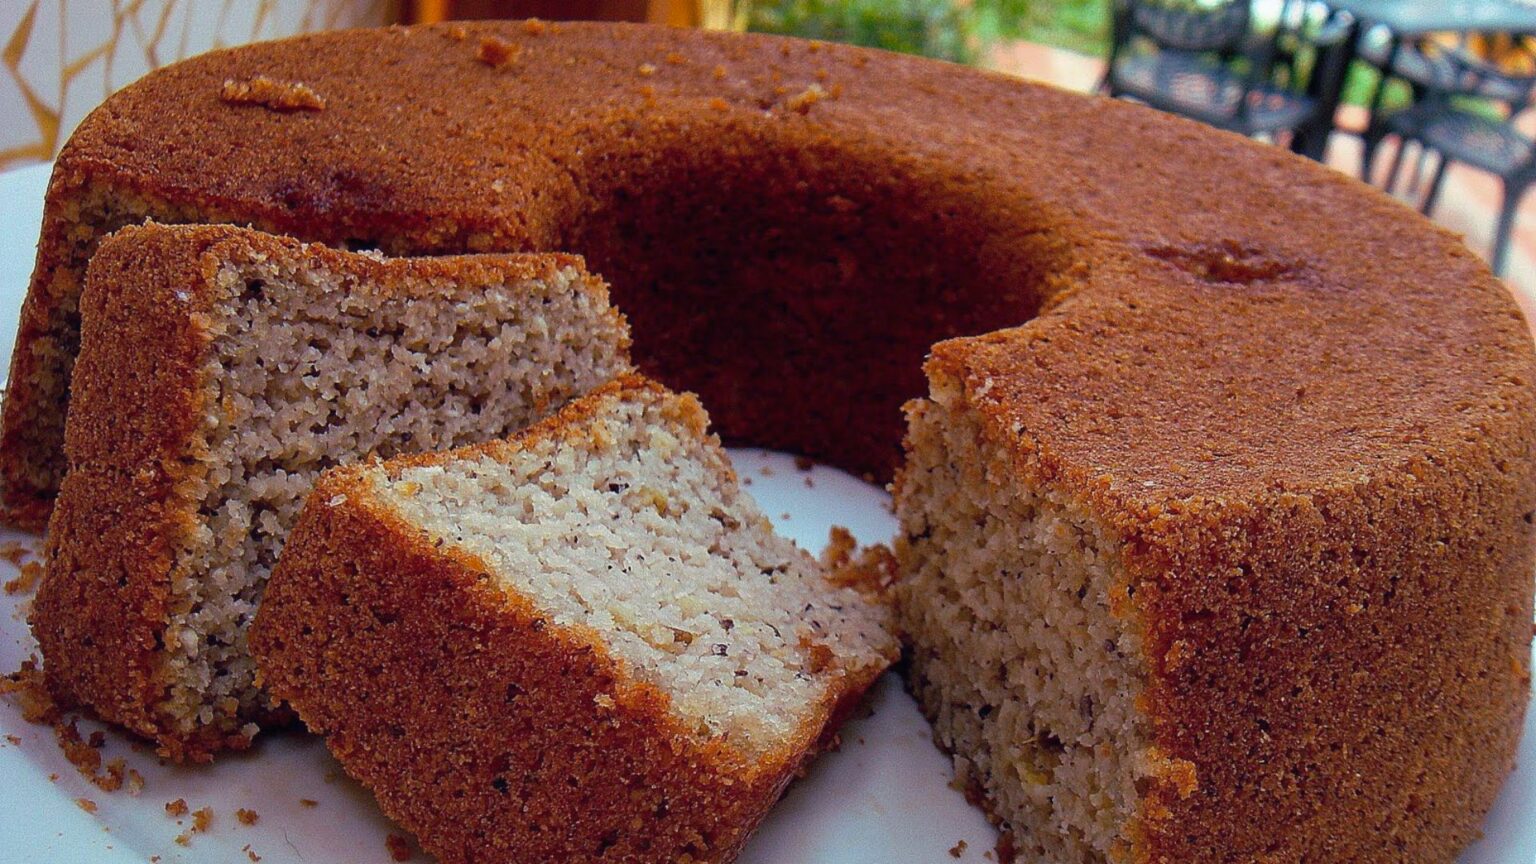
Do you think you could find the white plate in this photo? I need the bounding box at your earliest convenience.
[0,163,1531,864]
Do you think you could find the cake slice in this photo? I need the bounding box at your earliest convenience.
[250,375,898,864]
[33,223,631,761]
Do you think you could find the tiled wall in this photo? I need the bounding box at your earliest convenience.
[0,0,396,172]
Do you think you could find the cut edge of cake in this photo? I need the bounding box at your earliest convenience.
[32,222,631,761]
[250,373,899,862]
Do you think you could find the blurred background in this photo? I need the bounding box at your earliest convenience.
[1,0,1532,293]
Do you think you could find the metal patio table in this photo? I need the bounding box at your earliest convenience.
[1291,0,1536,163]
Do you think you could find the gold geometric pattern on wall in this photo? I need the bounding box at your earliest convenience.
[0,0,397,172]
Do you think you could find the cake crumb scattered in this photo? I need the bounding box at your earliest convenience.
[950,839,968,857]
[5,561,44,595]
[192,806,214,832]
[476,36,521,68]
[759,465,774,477]
[299,797,319,808]
[220,77,325,112]
[75,797,97,813]
[165,799,189,818]
[236,808,260,826]
[174,832,191,847]
[804,475,815,488]
[126,768,145,796]
[243,844,262,862]
[386,832,414,860]
[0,540,30,565]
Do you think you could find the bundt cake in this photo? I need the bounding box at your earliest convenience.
[33,222,630,760]
[3,19,1532,862]
[250,374,898,864]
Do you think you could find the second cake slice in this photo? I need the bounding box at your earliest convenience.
[252,375,899,864]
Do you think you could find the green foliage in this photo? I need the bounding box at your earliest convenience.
[748,0,1036,65]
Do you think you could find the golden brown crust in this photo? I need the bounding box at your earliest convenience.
[249,400,874,863]
[30,222,614,761]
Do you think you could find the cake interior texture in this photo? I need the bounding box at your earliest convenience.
[159,251,629,738]
[361,379,898,757]
[897,373,1153,863]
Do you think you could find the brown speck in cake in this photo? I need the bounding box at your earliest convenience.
[87,730,105,748]
[665,51,685,65]
[708,97,729,111]
[386,832,414,861]
[950,840,969,858]
[522,18,547,35]
[447,25,467,41]
[712,64,727,79]
[220,77,325,112]
[75,797,97,813]
[236,808,260,826]
[476,36,521,68]
[4,560,43,594]
[165,799,189,818]
[638,63,657,77]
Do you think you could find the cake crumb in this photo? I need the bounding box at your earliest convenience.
[4,561,44,595]
[0,540,30,565]
[476,36,521,68]
[759,465,774,477]
[174,832,191,847]
[236,808,260,826]
[950,839,969,857]
[165,799,189,818]
[299,798,319,807]
[126,768,145,796]
[192,806,213,832]
[243,844,262,862]
[804,475,815,488]
[447,25,467,41]
[522,18,547,35]
[785,83,829,114]
[386,832,414,861]
[220,76,325,112]
[75,797,97,813]
[794,455,815,471]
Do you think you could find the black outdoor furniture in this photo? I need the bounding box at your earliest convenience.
[1292,0,1536,162]
[1378,38,1536,276]
[1103,0,1328,139]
